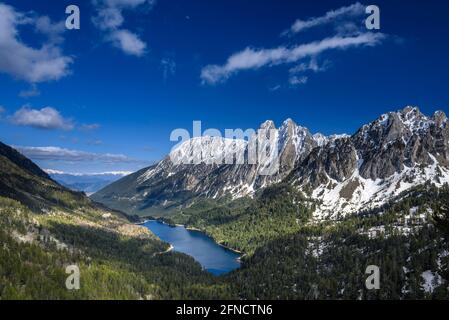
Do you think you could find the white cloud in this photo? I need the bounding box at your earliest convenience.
[200,3,387,87]
[35,16,66,43]
[81,123,101,131]
[283,2,366,36]
[289,57,330,74]
[0,4,72,83]
[93,0,155,56]
[289,75,308,86]
[16,146,138,164]
[161,57,176,80]
[201,33,385,85]
[19,84,41,98]
[103,0,155,8]
[269,84,281,92]
[10,106,74,130]
[87,139,103,146]
[93,7,124,30]
[44,168,133,176]
[109,29,146,56]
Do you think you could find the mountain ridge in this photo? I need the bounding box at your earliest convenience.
[92,106,449,219]
[291,106,449,219]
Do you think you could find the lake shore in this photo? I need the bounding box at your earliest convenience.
[216,242,243,255]
[139,217,246,264]
[185,226,244,256]
[138,217,245,260]
[186,227,244,255]
[152,244,174,257]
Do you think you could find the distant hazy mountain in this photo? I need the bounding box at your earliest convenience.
[92,106,449,219]
[46,170,132,195]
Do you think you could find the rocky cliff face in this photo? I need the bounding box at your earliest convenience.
[290,107,449,219]
[354,107,449,179]
[92,106,449,219]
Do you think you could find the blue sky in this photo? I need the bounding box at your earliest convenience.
[1,0,449,173]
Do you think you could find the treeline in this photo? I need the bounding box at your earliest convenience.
[2,179,449,300]
[228,184,449,299]
[0,197,235,300]
[170,183,314,255]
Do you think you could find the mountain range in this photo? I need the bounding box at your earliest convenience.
[46,170,131,195]
[92,106,449,219]
[90,105,449,299]
[2,106,449,299]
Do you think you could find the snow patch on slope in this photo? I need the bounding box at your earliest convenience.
[309,154,449,220]
[421,270,443,294]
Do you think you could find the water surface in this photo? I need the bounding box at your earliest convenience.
[143,220,241,275]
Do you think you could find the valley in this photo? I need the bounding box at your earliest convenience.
[0,141,234,299]
[1,106,449,299]
[1,0,449,304]
[90,106,449,299]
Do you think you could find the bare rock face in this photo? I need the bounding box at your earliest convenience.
[295,106,449,188]
[291,137,358,190]
[351,107,449,180]
[288,106,449,219]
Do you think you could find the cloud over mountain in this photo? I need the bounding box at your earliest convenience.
[201,33,384,85]
[201,2,384,86]
[16,146,138,164]
[282,2,365,36]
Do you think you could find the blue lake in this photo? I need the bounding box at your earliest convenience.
[143,220,241,275]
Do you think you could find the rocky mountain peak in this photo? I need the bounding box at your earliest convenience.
[259,120,276,130]
[398,106,432,132]
[312,133,327,147]
[287,106,449,219]
[354,106,432,148]
[432,110,448,127]
[280,118,296,129]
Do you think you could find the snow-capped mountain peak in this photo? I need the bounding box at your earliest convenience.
[290,106,449,220]
[259,120,276,130]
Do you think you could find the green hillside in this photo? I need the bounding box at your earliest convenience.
[0,141,233,300]
[1,140,448,299]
